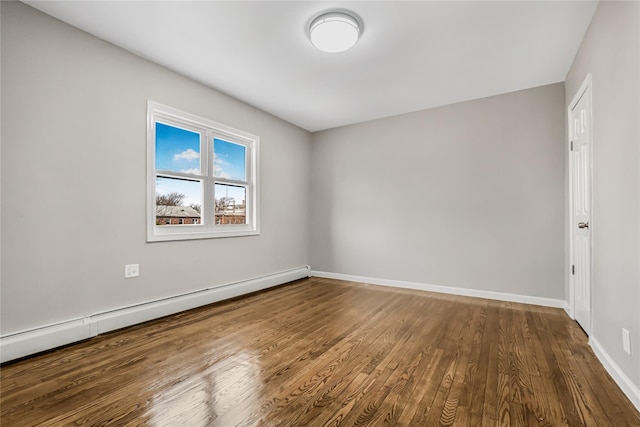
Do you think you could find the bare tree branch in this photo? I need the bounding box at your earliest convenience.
[156,192,186,206]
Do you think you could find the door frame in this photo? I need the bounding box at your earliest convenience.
[567,73,593,331]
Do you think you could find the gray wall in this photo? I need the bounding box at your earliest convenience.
[311,83,566,299]
[565,1,640,390]
[1,2,311,334]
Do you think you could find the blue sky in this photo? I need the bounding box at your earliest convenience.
[155,122,201,174]
[155,123,247,207]
[214,138,245,181]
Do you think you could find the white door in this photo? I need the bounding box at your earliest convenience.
[569,77,592,334]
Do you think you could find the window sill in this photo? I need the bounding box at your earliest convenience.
[147,226,260,242]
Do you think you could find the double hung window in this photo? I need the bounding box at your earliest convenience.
[147,101,259,241]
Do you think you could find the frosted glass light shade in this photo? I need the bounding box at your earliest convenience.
[310,12,360,53]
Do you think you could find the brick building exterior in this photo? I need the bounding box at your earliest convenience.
[156,205,200,225]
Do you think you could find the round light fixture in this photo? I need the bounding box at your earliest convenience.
[309,11,361,53]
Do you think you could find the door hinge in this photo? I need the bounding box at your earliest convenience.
[570,140,574,151]
[572,265,575,275]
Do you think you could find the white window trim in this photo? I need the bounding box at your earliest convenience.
[147,101,260,242]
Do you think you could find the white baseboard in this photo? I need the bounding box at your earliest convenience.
[310,270,565,308]
[0,266,310,363]
[0,318,94,364]
[589,337,640,412]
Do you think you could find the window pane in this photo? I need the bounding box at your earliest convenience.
[213,138,246,181]
[156,176,202,226]
[214,184,246,225]
[155,122,201,175]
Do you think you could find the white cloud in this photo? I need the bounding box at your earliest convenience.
[214,158,231,179]
[180,168,200,175]
[215,166,232,179]
[174,148,200,161]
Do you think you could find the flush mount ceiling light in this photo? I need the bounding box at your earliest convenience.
[309,11,361,53]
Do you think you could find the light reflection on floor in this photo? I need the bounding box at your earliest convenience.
[145,348,261,426]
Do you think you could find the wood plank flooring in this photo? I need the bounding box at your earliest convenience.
[2,277,639,426]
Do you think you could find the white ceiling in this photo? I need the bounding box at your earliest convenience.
[25,1,598,132]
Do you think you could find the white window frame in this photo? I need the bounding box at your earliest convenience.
[147,101,260,242]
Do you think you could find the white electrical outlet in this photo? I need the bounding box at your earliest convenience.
[125,264,139,278]
[622,328,631,355]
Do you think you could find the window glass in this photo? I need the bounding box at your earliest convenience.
[214,184,247,225]
[213,138,246,181]
[155,176,201,226]
[155,122,201,175]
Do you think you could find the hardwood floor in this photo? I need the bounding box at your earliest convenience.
[2,277,639,426]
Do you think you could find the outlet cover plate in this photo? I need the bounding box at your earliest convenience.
[125,264,139,278]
